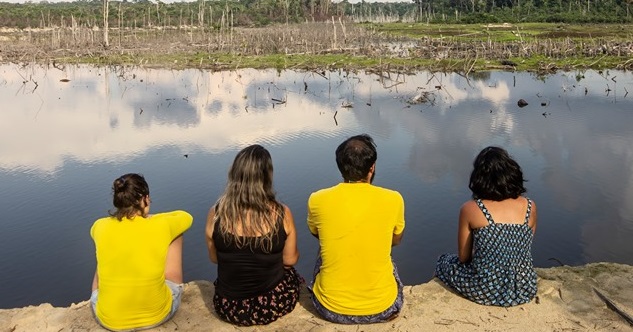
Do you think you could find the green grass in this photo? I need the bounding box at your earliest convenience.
[57,52,631,73]
[364,22,633,42]
[45,22,633,72]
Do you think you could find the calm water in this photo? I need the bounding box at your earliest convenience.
[1,64,632,309]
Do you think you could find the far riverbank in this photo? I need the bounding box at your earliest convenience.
[1,23,632,73]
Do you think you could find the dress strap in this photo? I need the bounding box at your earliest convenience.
[524,198,532,225]
[475,199,495,225]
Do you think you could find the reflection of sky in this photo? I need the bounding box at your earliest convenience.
[0,67,353,173]
[1,64,632,308]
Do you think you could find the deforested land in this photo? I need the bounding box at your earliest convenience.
[0,0,632,73]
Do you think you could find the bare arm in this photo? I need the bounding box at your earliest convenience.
[457,202,475,264]
[282,205,300,267]
[205,207,218,264]
[92,270,98,291]
[392,232,404,246]
[307,196,319,239]
[529,199,538,235]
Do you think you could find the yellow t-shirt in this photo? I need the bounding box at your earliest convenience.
[307,183,405,316]
[90,210,193,330]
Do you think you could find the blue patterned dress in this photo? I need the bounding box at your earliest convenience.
[435,198,537,307]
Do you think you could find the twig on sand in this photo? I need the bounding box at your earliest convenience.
[434,319,454,325]
[548,257,566,266]
[456,319,479,326]
[593,287,633,326]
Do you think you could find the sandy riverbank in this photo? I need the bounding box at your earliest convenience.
[2,262,632,332]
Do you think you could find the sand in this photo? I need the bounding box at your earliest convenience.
[2,262,632,332]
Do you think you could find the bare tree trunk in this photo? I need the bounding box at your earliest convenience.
[118,2,122,47]
[198,0,205,27]
[103,0,109,47]
[332,16,336,49]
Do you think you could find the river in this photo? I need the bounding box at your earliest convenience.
[1,64,632,308]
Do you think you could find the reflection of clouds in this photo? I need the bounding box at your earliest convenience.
[476,79,511,106]
[0,66,351,174]
[348,69,633,266]
[574,135,633,263]
[253,70,610,258]
[614,138,633,222]
[350,72,513,183]
[2,65,633,267]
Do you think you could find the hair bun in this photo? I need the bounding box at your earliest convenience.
[113,176,128,193]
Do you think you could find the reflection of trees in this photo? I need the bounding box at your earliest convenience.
[372,70,633,269]
[3,65,633,273]
[131,96,200,128]
[469,71,492,82]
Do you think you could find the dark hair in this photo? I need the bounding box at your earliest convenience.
[335,134,377,182]
[109,173,150,221]
[469,146,526,201]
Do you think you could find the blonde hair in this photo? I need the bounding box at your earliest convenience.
[214,145,282,252]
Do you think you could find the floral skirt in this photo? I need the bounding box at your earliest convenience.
[213,267,303,326]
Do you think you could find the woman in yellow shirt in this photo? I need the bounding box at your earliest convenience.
[90,173,193,331]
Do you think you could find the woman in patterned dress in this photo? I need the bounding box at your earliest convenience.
[435,146,538,307]
[205,144,302,326]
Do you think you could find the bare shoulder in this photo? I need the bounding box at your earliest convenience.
[527,197,537,207]
[527,197,538,224]
[206,206,219,232]
[282,203,292,213]
[523,196,537,216]
[279,203,293,218]
[460,200,480,215]
[281,203,296,233]
[206,206,216,222]
[460,200,489,229]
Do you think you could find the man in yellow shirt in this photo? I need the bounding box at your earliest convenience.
[307,134,405,324]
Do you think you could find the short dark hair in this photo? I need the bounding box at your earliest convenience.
[335,134,377,182]
[469,146,526,201]
[109,173,149,220]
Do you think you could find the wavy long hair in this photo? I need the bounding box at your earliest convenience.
[214,144,282,252]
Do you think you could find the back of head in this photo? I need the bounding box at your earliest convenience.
[469,146,526,201]
[335,134,377,182]
[225,144,275,205]
[216,144,281,252]
[109,173,149,220]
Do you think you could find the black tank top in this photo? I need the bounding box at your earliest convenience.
[212,210,287,299]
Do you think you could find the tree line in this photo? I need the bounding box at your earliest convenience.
[0,0,630,29]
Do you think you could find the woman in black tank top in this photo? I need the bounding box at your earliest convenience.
[205,144,302,326]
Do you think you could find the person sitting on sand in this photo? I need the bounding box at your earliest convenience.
[435,146,538,307]
[307,134,405,324]
[205,144,302,326]
[90,173,193,331]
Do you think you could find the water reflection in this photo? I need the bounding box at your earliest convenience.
[0,64,632,309]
